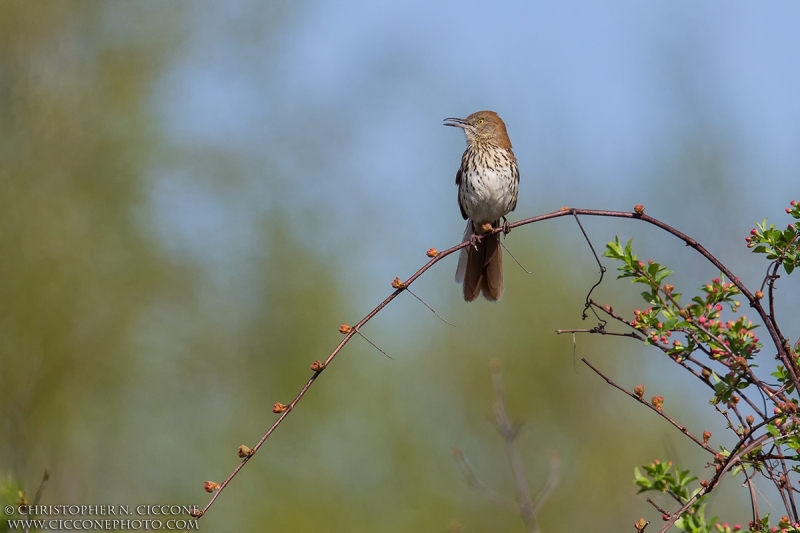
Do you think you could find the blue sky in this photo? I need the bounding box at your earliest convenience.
[152,0,800,307]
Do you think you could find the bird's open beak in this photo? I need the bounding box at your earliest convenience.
[443,117,469,129]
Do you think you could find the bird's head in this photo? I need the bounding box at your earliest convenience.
[443,110,512,149]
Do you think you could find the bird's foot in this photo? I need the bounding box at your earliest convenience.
[468,233,482,251]
[502,217,511,235]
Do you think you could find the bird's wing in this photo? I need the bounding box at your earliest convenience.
[509,161,520,212]
[455,166,468,220]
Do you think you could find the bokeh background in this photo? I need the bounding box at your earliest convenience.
[2,1,799,531]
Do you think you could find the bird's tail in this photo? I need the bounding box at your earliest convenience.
[455,221,503,302]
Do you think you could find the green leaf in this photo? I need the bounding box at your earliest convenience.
[604,238,624,259]
[640,291,659,305]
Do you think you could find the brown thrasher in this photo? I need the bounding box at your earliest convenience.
[444,110,519,302]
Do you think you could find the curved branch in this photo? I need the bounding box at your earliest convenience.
[188,206,794,528]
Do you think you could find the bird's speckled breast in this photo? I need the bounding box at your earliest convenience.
[458,145,519,226]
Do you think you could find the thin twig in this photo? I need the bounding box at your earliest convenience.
[742,464,760,526]
[764,232,797,345]
[571,212,607,323]
[23,471,50,533]
[405,287,455,327]
[775,445,799,518]
[646,498,671,517]
[555,328,642,340]
[582,358,716,455]
[500,241,534,274]
[355,328,394,359]
[32,470,49,508]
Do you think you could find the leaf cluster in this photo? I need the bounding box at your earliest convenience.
[602,202,800,532]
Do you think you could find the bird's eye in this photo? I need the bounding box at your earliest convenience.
[477,118,485,124]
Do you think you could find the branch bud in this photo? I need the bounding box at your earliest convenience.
[272,402,287,413]
[651,396,664,411]
[426,248,439,258]
[310,360,326,372]
[391,277,406,289]
[339,324,352,334]
[634,204,645,215]
[204,481,220,493]
[238,445,254,458]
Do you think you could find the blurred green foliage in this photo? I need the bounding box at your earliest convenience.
[0,0,184,485]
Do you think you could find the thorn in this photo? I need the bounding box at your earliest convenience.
[354,328,395,360]
[500,242,533,274]
[405,287,456,327]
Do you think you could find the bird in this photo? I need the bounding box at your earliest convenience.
[443,110,519,302]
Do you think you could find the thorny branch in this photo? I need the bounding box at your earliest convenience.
[581,358,716,455]
[657,433,774,533]
[189,206,799,531]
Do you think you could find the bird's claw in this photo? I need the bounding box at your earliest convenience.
[469,233,482,251]
[502,217,511,235]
